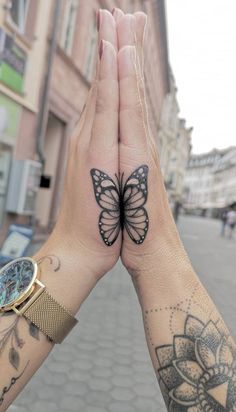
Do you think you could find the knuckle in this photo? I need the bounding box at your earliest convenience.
[95,94,117,115]
[121,99,143,119]
[120,76,145,118]
[95,81,118,114]
[95,95,107,114]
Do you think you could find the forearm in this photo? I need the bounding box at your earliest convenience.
[0,236,98,411]
[133,238,236,411]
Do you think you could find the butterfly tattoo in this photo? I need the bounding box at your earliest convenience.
[90,165,149,246]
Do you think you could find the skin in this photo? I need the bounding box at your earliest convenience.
[115,11,192,282]
[116,12,183,272]
[33,10,122,314]
[0,11,121,410]
[0,8,235,412]
[114,10,236,412]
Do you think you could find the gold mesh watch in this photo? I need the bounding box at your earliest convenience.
[0,257,78,343]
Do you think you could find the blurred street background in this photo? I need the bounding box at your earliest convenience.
[0,0,236,411]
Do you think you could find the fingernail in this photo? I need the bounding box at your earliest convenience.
[97,9,101,31]
[99,41,116,77]
[99,40,104,59]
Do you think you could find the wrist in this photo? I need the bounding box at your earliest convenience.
[125,224,188,275]
[129,237,196,309]
[32,235,99,315]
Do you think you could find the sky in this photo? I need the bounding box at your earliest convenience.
[166,0,236,154]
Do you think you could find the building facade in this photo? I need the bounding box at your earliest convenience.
[167,118,192,204]
[212,148,236,211]
[184,147,236,216]
[0,0,53,242]
[158,69,192,207]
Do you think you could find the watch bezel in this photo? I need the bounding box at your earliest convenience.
[0,257,38,312]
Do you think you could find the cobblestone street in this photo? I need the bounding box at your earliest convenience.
[9,216,236,412]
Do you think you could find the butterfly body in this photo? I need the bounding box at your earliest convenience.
[91,165,149,246]
[119,192,125,231]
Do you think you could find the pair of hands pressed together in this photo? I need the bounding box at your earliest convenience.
[35,9,188,313]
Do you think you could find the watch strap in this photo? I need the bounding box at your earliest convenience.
[22,289,78,343]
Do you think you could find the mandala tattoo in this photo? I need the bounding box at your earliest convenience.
[156,315,236,411]
[90,165,149,246]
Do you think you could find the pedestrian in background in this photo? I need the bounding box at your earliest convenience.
[220,208,228,236]
[173,200,182,223]
[227,207,236,239]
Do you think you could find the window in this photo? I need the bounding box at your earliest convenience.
[0,144,12,226]
[60,0,79,55]
[9,0,29,33]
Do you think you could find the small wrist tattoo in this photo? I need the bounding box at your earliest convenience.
[36,255,61,272]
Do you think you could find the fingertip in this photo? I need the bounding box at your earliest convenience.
[99,9,116,29]
[101,40,117,57]
[117,14,136,49]
[118,44,136,57]
[99,40,117,79]
[97,9,117,51]
[118,45,136,79]
[134,12,147,36]
[112,7,124,23]
[134,11,147,21]
[117,13,136,30]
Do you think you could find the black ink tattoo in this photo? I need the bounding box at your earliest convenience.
[0,316,23,370]
[29,322,40,340]
[0,254,61,406]
[36,254,61,272]
[90,165,149,246]
[0,313,37,371]
[156,315,236,411]
[0,361,29,405]
[0,255,60,371]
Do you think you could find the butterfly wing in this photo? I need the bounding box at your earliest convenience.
[99,210,120,246]
[90,169,120,246]
[123,165,149,244]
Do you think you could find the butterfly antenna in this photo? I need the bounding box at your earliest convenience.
[121,173,124,193]
[115,173,119,189]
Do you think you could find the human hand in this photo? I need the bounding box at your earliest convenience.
[113,10,189,280]
[0,13,122,409]
[33,11,121,311]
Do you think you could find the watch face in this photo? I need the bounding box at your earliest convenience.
[0,258,37,310]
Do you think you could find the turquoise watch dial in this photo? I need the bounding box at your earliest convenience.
[0,258,37,310]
